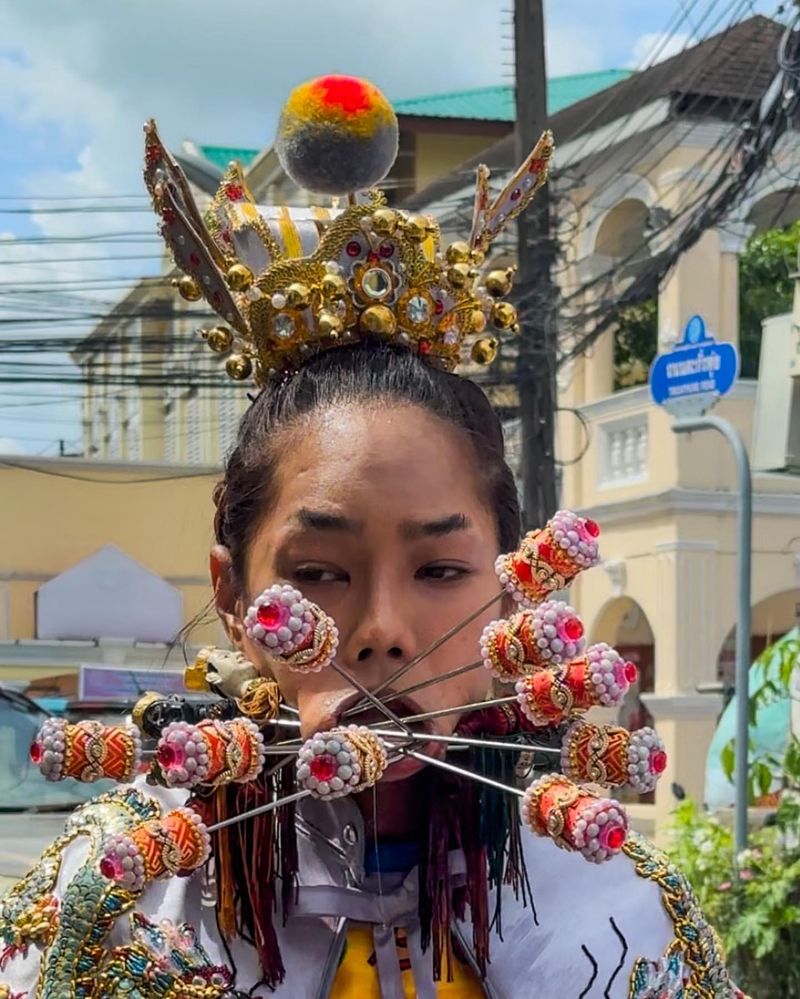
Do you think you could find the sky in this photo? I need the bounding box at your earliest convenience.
[0,0,779,455]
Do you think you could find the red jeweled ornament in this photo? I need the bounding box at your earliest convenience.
[346,240,361,257]
[309,754,338,782]
[510,188,521,201]
[379,242,394,258]
[256,603,284,630]
[563,617,584,642]
[650,750,668,775]
[584,519,600,538]
[605,826,626,851]
[434,299,444,315]
[536,541,553,562]
[29,742,42,764]
[158,743,181,768]
[99,855,119,879]
[624,661,639,684]
[225,184,244,201]
[418,340,432,355]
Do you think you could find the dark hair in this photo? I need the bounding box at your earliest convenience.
[214,341,521,584]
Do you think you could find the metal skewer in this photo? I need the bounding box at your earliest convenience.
[402,748,525,798]
[371,727,559,755]
[344,590,503,715]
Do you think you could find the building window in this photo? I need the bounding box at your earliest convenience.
[597,414,649,487]
[164,399,178,463]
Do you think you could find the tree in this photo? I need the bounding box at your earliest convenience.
[611,220,800,388]
[738,220,800,377]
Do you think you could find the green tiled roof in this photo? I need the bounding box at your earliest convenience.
[197,70,631,168]
[198,145,260,170]
[393,70,631,121]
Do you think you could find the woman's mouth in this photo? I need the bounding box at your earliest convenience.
[332,692,446,781]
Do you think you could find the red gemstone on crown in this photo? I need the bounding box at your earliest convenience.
[189,252,200,268]
[605,825,626,851]
[225,184,244,201]
[434,299,444,315]
[537,541,553,562]
[418,340,432,355]
[584,518,600,538]
[624,661,639,684]
[310,754,338,782]
[100,855,120,880]
[29,741,42,764]
[563,617,584,642]
[510,188,521,201]
[379,242,394,258]
[257,603,283,630]
[512,556,533,584]
[346,240,361,257]
[650,750,668,774]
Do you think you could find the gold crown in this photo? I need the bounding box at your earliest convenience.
[144,76,553,384]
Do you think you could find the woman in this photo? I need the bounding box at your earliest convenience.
[0,77,741,999]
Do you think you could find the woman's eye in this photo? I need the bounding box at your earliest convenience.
[417,564,470,582]
[293,564,348,584]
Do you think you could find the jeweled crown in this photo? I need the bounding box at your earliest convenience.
[144,75,553,384]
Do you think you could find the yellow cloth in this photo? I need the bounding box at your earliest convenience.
[329,925,485,998]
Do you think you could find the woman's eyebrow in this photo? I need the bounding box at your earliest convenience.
[400,513,471,539]
[294,508,361,532]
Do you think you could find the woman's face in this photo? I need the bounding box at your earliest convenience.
[217,403,503,780]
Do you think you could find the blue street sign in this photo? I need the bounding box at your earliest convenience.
[649,315,739,417]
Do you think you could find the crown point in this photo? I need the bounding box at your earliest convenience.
[225,263,254,292]
[285,282,312,310]
[206,327,234,354]
[404,215,431,242]
[471,309,488,333]
[225,354,253,381]
[318,311,344,337]
[321,273,347,300]
[471,337,498,365]
[372,208,399,237]
[360,304,396,337]
[445,241,471,264]
[492,301,518,330]
[174,275,202,302]
[447,262,471,289]
[485,270,513,298]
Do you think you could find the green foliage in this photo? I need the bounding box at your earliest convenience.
[611,222,800,388]
[667,634,800,995]
[613,299,658,390]
[739,222,800,378]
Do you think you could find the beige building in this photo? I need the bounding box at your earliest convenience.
[412,15,800,836]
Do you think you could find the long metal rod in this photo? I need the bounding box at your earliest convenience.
[344,590,503,714]
[404,749,524,798]
[373,726,559,755]
[385,659,484,703]
[207,788,311,832]
[328,660,413,737]
[371,693,517,727]
[673,414,752,855]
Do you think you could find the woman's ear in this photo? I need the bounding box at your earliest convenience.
[210,544,247,649]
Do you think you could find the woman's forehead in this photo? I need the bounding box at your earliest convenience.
[273,404,485,519]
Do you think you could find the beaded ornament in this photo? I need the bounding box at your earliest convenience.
[521,773,629,864]
[495,509,601,607]
[515,643,638,726]
[296,725,388,799]
[31,718,142,783]
[560,719,668,794]
[480,600,585,682]
[98,806,211,892]
[155,716,266,789]
[245,583,339,672]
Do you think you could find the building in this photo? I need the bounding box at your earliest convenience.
[409,14,800,837]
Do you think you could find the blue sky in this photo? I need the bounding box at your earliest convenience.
[0,0,779,455]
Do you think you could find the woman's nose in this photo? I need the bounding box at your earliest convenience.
[339,584,415,674]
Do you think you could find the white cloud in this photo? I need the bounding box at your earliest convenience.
[629,31,693,69]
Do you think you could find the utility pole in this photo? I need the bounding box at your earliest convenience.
[514,0,558,529]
